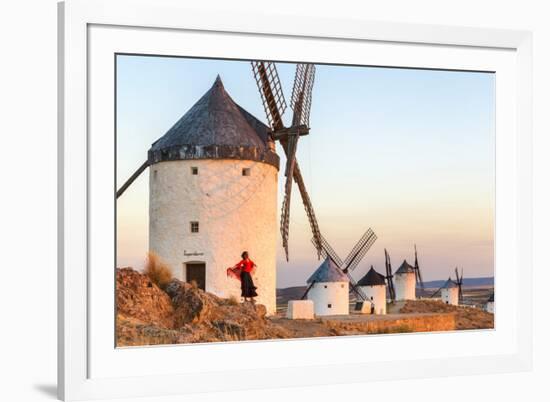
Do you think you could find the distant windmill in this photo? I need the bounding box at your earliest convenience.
[384,248,396,302]
[413,244,425,294]
[306,229,377,300]
[429,267,465,305]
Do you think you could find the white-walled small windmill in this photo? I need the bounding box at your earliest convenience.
[430,267,464,306]
[304,257,350,316]
[310,229,378,301]
[357,265,387,314]
[394,260,416,301]
[440,277,459,305]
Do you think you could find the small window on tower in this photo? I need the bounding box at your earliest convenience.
[324,285,328,288]
[191,167,198,175]
[190,221,199,233]
[153,170,158,179]
[327,304,332,308]
[242,168,251,176]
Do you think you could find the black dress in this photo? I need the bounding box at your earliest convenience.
[240,271,258,298]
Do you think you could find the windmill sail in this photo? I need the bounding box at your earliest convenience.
[251,61,322,260]
[313,229,377,301]
[385,249,396,301]
[116,160,149,198]
[455,267,464,303]
[250,61,286,130]
[414,244,425,293]
[343,229,377,273]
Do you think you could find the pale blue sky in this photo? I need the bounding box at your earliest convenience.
[116,55,495,288]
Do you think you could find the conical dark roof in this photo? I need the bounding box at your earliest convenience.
[307,257,349,284]
[148,76,279,169]
[395,259,415,274]
[488,292,494,302]
[442,277,458,289]
[357,266,386,287]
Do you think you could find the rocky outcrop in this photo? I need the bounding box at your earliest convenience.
[116,268,289,346]
[116,268,174,329]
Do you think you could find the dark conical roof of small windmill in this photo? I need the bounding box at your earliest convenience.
[148,75,279,169]
[357,266,386,286]
[306,257,349,284]
[442,277,458,289]
[488,293,494,302]
[395,260,415,274]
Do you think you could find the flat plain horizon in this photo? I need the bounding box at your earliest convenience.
[116,55,495,288]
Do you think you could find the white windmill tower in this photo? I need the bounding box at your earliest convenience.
[440,277,459,306]
[303,257,350,316]
[357,265,387,314]
[394,260,416,301]
[117,76,280,313]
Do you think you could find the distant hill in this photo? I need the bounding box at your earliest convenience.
[421,277,494,289]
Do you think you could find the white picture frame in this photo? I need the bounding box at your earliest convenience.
[58,0,533,400]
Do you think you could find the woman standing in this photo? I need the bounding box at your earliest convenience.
[227,251,258,302]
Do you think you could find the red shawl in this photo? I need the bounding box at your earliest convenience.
[227,259,256,282]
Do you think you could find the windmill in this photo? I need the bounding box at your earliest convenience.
[384,248,396,302]
[250,61,322,260]
[305,229,377,300]
[455,266,464,304]
[413,244,425,295]
[429,267,464,305]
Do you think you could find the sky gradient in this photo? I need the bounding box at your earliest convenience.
[116,55,495,288]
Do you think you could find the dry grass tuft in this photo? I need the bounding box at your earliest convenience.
[226,295,239,306]
[143,252,173,290]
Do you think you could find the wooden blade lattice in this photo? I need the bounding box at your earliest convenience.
[313,235,368,301]
[343,229,377,272]
[292,163,323,258]
[290,63,315,127]
[251,61,322,260]
[280,135,300,260]
[312,235,344,267]
[251,61,287,130]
